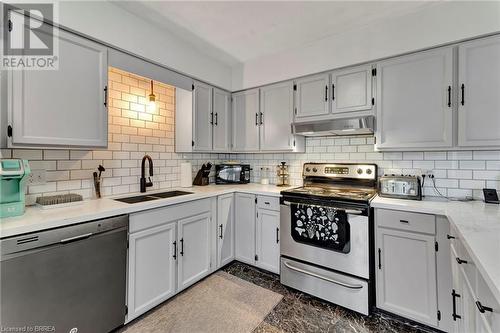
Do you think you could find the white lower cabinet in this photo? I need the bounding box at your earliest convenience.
[216,194,235,268]
[127,199,214,322]
[449,226,500,333]
[376,227,438,326]
[234,193,281,273]
[375,208,440,328]
[177,212,212,291]
[256,208,280,274]
[235,193,257,265]
[127,222,177,321]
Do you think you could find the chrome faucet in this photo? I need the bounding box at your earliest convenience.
[140,155,153,193]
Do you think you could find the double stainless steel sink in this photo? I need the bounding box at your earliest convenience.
[114,190,193,204]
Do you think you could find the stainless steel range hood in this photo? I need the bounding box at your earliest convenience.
[293,116,374,137]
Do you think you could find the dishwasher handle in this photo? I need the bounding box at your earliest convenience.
[60,233,93,244]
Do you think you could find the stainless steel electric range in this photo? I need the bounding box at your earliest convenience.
[280,162,377,315]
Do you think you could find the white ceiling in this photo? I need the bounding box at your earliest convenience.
[115,1,438,66]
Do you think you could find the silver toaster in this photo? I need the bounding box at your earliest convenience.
[378,175,422,200]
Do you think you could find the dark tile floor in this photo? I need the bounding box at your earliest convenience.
[223,261,438,333]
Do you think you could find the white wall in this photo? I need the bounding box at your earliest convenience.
[57,1,233,90]
[232,1,500,90]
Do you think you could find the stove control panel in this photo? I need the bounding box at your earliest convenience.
[303,163,377,180]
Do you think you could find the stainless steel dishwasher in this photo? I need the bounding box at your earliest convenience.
[1,215,128,333]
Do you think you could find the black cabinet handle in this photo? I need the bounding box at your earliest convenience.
[325,85,328,101]
[447,234,456,240]
[260,112,263,125]
[378,248,382,269]
[215,113,218,126]
[255,113,258,126]
[461,84,465,106]
[399,219,409,224]
[210,112,214,125]
[447,86,452,108]
[452,289,462,320]
[332,84,335,101]
[456,257,468,265]
[180,238,184,256]
[219,224,223,239]
[276,227,280,244]
[173,241,177,260]
[476,301,493,313]
[103,86,108,107]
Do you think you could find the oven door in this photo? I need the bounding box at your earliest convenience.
[280,198,369,279]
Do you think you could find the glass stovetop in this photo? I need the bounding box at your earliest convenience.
[284,186,377,201]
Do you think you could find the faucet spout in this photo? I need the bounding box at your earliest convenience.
[140,155,154,193]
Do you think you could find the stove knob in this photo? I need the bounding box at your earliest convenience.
[306,167,311,172]
[312,167,318,173]
[357,168,363,175]
[366,169,372,175]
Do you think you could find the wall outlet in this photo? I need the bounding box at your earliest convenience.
[27,169,46,185]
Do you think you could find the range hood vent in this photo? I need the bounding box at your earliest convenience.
[293,116,374,137]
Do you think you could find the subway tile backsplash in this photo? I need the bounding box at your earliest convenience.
[1,68,500,204]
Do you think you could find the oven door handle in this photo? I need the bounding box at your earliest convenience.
[283,261,364,290]
[282,201,364,215]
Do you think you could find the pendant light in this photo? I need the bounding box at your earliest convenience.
[148,80,156,112]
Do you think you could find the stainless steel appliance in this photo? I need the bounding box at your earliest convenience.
[293,115,374,137]
[1,215,128,333]
[215,164,251,184]
[378,174,422,200]
[280,163,377,315]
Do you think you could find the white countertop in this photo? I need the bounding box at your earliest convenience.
[372,196,500,304]
[0,184,287,239]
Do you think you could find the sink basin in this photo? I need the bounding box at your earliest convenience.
[114,190,193,204]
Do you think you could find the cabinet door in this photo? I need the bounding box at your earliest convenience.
[234,193,256,265]
[458,35,500,147]
[192,82,213,151]
[260,82,294,151]
[256,208,280,274]
[212,88,231,151]
[232,89,260,151]
[331,65,373,114]
[295,73,330,121]
[459,268,477,333]
[178,212,211,291]
[376,228,438,326]
[375,47,453,149]
[128,222,177,321]
[217,194,235,268]
[451,245,464,333]
[8,25,108,148]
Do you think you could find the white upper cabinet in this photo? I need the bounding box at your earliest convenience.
[7,26,108,148]
[331,65,373,115]
[232,89,260,151]
[192,82,213,151]
[375,47,454,150]
[458,35,500,147]
[294,73,330,121]
[212,88,232,151]
[260,82,294,151]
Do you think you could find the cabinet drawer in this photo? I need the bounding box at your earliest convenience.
[256,195,280,211]
[130,199,211,233]
[376,209,435,234]
[281,257,369,315]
